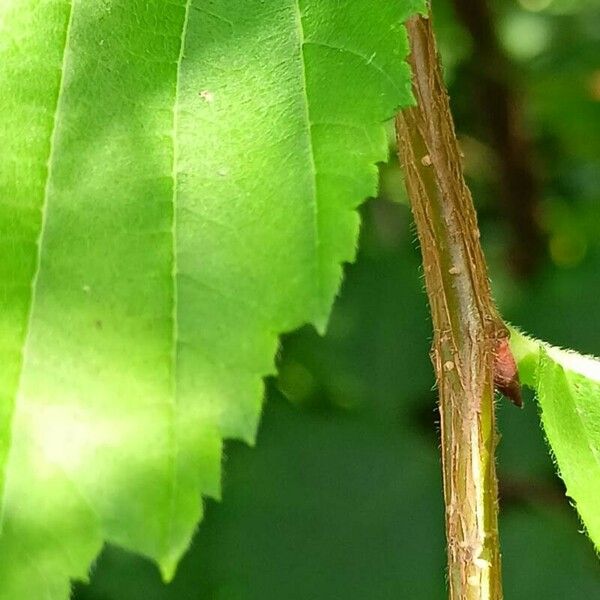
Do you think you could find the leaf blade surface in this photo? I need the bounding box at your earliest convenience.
[511,329,600,551]
[0,0,422,595]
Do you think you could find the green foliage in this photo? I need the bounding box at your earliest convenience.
[0,0,423,596]
[511,329,600,552]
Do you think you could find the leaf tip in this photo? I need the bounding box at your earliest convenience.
[313,312,330,337]
[159,559,178,584]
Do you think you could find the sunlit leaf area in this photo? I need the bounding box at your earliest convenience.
[1,0,599,598]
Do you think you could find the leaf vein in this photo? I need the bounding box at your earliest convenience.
[293,0,321,308]
[303,40,403,96]
[0,0,75,527]
[163,0,193,567]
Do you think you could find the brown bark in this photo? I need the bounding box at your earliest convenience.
[396,13,508,600]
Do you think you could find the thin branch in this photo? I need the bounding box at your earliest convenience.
[396,12,509,600]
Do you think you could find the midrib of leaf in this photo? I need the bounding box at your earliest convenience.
[293,0,322,317]
[304,40,404,97]
[163,0,192,579]
[0,0,75,527]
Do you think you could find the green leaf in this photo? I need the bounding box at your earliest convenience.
[510,329,600,551]
[0,0,423,596]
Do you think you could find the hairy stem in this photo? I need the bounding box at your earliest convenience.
[396,13,505,600]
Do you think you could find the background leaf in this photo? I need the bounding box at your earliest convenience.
[0,0,423,596]
[511,329,600,551]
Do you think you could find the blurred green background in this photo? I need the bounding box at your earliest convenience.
[75,0,600,598]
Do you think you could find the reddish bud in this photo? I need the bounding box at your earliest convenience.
[493,337,523,407]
